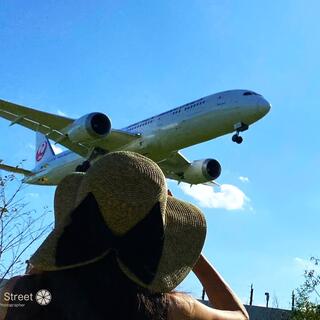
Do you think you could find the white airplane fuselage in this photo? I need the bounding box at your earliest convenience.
[23,89,271,185]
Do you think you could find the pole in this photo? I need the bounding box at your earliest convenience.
[265,292,269,308]
[249,284,254,306]
[292,291,295,311]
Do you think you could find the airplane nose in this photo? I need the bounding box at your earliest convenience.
[257,98,271,116]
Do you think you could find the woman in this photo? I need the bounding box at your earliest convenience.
[0,151,248,320]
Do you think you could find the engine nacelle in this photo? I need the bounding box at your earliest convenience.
[183,159,221,184]
[66,113,112,143]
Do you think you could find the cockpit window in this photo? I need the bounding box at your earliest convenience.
[243,91,260,96]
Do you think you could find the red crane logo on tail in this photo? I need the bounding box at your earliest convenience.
[36,141,48,162]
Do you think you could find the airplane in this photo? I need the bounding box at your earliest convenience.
[0,89,271,186]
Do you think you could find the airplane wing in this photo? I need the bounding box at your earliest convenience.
[0,99,139,157]
[158,151,220,186]
[157,151,191,181]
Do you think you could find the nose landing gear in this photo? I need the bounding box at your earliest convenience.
[232,134,243,144]
[232,122,249,144]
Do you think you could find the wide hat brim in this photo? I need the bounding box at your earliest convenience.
[30,152,206,293]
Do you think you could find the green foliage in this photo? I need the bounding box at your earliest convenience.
[292,258,320,320]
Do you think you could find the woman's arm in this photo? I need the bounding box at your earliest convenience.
[192,254,249,319]
[168,254,249,320]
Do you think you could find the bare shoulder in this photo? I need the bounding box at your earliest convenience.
[167,292,195,320]
[167,293,249,320]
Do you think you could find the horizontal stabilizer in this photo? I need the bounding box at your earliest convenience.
[0,161,32,176]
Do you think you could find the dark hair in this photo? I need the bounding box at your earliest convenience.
[5,253,168,320]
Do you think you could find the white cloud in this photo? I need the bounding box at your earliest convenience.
[57,109,68,117]
[179,183,250,210]
[51,144,63,154]
[239,176,250,183]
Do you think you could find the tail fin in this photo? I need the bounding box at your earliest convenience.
[35,132,55,167]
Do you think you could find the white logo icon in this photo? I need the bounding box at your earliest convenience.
[35,289,52,306]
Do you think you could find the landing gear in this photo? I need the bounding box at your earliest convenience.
[232,122,248,144]
[76,160,91,172]
[75,147,108,173]
[232,134,243,144]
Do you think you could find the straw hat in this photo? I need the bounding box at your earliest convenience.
[30,151,206,293]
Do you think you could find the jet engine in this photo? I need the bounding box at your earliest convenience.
[183,159,221,184]
[66,113,112,143]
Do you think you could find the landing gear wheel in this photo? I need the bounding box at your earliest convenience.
[236,136,243,144]
[232,134,238,142]
[232,134,243,144]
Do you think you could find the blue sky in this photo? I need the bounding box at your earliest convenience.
[1,0,320,309]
